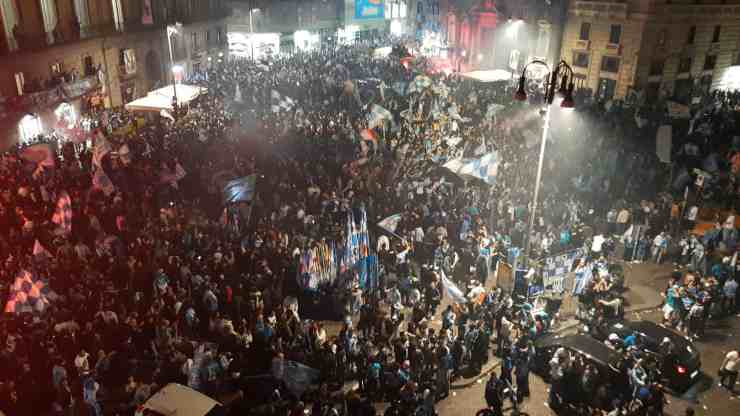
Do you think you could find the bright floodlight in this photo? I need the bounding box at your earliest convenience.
[506,21,522,38]
[390,19,403,36]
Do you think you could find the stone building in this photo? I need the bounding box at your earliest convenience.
[0,0,228,147]
[560,0,740,102]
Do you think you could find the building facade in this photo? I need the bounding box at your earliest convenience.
[444,0,566,74]
[226,0,433,56]
[561,0,740,102]
[0,0,228,147]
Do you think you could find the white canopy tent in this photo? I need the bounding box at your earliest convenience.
[125,84,206,112]
[139,383,221,416]
[460,69,512,83]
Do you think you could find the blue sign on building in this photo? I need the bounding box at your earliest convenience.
[355,0,385,20]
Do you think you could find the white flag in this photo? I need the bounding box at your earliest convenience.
[441,269,467,304]
[93,132,112,168]
[377,214,402,233]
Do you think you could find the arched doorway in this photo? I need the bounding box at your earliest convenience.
[145,50,162,90]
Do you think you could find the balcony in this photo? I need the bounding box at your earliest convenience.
[0,7,232,57]
[572,1,628,20]
[3,76,100,115]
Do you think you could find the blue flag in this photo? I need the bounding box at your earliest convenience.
[223,174,257,203]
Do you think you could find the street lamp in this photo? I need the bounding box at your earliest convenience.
[249,8,260,59]
[166,22,183,113]
[514,59,575,264]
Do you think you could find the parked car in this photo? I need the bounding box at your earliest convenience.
[584,320,701,391]
[533,334,630,407]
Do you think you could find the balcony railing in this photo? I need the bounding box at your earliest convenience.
[1,8,232,56]
[3,76,100,115]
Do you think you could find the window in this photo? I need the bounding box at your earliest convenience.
[597,78,617,101]
[50,62,62,75]
[703,55,717,71]
[19,114,43,142]
[700,74,713,93]
[674,78,693,103]
[579,22,591,41]
[123,49,136,74]
[649,59,664,76]
[678,57,692,73]
[573,52,589,68]
[687,26,696,44]
[83,55,95,76]
[609,25,621,44]
[712,25,721,43]
[14,72,25,96]
[601,56,620,73]
[206,30,211,45]
[112,0,124,32]
[192,32,198,51]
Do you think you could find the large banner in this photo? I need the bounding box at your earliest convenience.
[540,248,586,293]
[142,0,153,24]
[656,124,672,164]
[355,0,385,20]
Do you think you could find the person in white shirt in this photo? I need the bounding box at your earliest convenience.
[591,234,606,254]
[719,350,739,391]
[74,349,90,375]
[377,234,390,252]
[616,208,630,233]
[652,232,667,264]
[412,226,425,243]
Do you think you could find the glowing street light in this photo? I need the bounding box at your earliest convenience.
[166,22,183,113]
[514,59,576,263]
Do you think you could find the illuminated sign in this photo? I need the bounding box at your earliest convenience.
[228,32,280,59]
[355,0,384,20]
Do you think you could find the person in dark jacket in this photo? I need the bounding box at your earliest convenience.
[484,371,504,416]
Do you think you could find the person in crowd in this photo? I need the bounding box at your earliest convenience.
[719,350,739,392]
[484,371,504,416]
[1,37,738,416]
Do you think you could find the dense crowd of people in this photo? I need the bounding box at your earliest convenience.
[1,41,739,416]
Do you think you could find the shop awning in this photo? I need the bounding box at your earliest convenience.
[124,84,206,112]
[462,69,511,82]
[141,383,221,416]
[460,69,513,83]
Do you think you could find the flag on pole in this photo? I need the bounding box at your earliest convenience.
[33,239,52,259]
[92,168,116,196]
[223,175,257,203]
[20,143,55,169]
[93,132,112,168]
[360,129,378,149]
[4,269,56,314]
[51,190,72,235]
[378,213,402,233]
[440,269,467,304]
[443,151,499,185]
[368,104,394,129]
